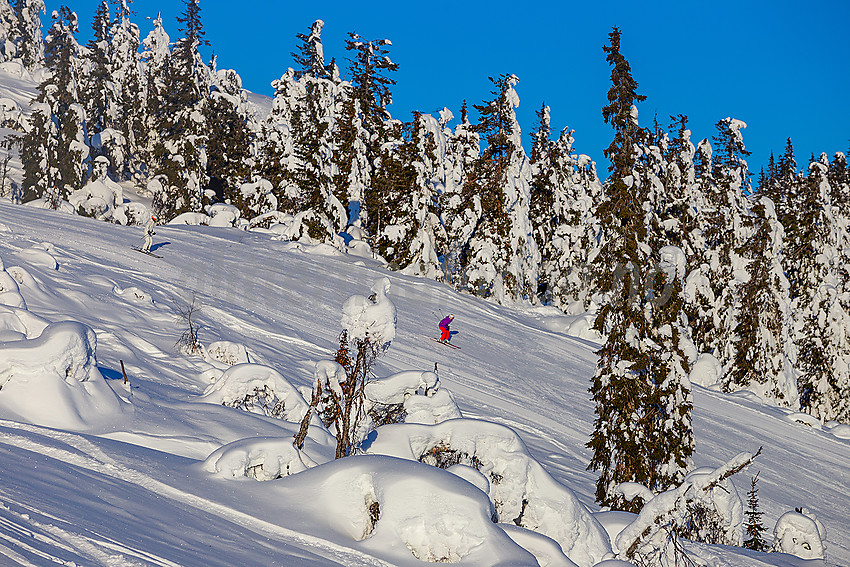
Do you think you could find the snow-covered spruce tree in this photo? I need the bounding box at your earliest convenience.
[260,68,299,213]
[330,91,369,230]
[81,1,111,136]
[21,6,88,206]
[703,118,752,368]
[204,67,254,203]
[587,28,693,513]
[0,0,15,62]
[369,112,444,277]
[292,70,346,245]
[796,156,850,423]
[743,473,770,551]
[440,101,481,288]
[399,111,446,279]
[11,0,44,69]
[536,122,603,312]
[149,0,211,220]
[367,118,415,263]
[343,32,397,227]
[725,196,798,407]
[104,0,147,179]
[462,74,539,303]
[291,19,330,80]
[827,151,849,213]
[140,11,169,166]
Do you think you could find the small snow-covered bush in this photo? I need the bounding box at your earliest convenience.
[204,341,250,366]
[773,510,825,559]
[364,370,461,427]
[677,466,743,545]
[200,363,310,423]
[203,437,319,480]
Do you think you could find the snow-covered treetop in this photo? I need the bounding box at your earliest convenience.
[341,277,397,350]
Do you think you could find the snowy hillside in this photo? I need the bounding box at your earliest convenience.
[0,201,846,566]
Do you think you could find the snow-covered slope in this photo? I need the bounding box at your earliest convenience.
[0,201,846,566]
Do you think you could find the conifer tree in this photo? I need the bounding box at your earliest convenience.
[0,0,15,62]
[106,0,147,178]
[11,0,44,69]
[441,101,481,287]
[743,473,769,552]
[536,124,602,311]
[150,0,211,219]
[587,28,693,513]
[82,1,111,134]
[291,19,329,79]
[461,74,538,303]
[725,197,798,407]
[22,6,88,205]
[343,32,397,227]
[795,156,850,423]
[702,118,752,367]
[204,69,253,203]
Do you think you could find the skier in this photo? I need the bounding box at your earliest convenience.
[438,313,454,343]
[141,214,157,253]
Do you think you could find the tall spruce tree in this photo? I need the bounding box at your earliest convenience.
[343,32,397,227]
[441,101,481,287]
[22,5,88,206]
[105,0,146,178]
[12,0,44,69]
[461,74,538,303]
[726,196,798,407]
[150,0,211,219]
[795,156,850,423]
[587,28,693,513]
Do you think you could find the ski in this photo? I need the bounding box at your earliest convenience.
[431,337,460,349]
[132,248,162,258]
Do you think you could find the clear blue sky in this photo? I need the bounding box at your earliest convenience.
[51,0,850,178]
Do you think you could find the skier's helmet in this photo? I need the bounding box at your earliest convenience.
[449,313,454,319]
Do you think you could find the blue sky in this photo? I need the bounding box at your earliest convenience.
[51,0,850,178]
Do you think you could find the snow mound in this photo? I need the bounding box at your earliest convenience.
[112,285,153,304]
[16,243,58,270]
[0,257,26,308]
[365,369,460,425]
[169,212,211,225]
[204,340,251,366]
[499,523,581,567]
[113,201,150,226]
[690,353,723,388]
[593,511,637,555]
[403,388,462,424]
[0,321,129,429]
[365,370,439,405]
[203,436,319,480]
[364,419,612,567]
[773,511,824,559]
[275,454,540,565]
[0,304,50,339]
[206,203,241,227]
[199,363,310,422]
[825,423,850,439]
